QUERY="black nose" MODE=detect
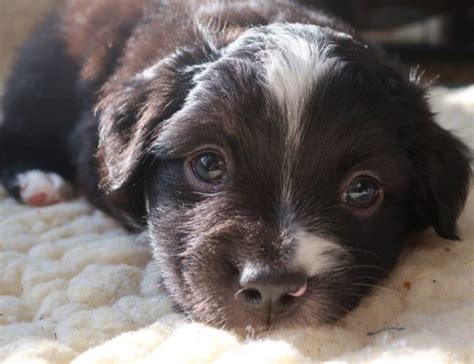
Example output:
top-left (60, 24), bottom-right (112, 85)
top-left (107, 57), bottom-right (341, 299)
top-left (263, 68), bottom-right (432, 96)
top-left (235, 264), bottom-right (308, 316)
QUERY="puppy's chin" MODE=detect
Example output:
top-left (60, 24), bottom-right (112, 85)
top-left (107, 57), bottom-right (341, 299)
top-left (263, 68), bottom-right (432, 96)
top-left (182, 282), bottom-right (358, 333)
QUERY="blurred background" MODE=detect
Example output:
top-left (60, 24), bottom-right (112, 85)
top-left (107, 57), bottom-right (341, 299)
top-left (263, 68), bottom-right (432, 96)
top-left (310, 0), bottom-right (474, 85)
top-left (0, 0), bottom-right (473, 85)
top-left (0, 0), bottom-right (61, 84)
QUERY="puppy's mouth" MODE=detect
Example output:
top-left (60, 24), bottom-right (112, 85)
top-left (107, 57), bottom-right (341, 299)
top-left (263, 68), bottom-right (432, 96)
top-left (287, 282), bottom-right (308, 297)
top-left (234, 280), bottom-right (309, 326)
top-left (171, 249), bottom-right (361, 332)
top-left (232, 279), bottom-right (345, 332)
top-left (228, 284), bottom-right (342, 334)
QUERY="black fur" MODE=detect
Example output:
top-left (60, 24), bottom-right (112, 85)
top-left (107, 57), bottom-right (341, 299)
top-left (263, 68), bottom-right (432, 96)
top-left (0, 0), bottom-right (471, 331)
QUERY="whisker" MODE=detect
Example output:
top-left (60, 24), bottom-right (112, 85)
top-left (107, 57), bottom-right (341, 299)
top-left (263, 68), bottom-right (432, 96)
top-left (349, 264), bottom-right (390, 274)
top-left (351, 283), bottom-right (401, 297)
top-left (343, 246), bottom-right (380, 258)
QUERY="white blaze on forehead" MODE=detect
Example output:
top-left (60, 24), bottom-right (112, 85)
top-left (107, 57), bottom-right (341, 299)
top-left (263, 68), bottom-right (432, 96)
top-left (293, 230), bottom-right (348, 277)
top-left (260, 25), bottom-right (352, 103)
top-left (260, 25), bottom-right (340, 127)
top-left (264, 35), bottom-right (322, 124)
top-left (257, 25), bottom-right (339, 208)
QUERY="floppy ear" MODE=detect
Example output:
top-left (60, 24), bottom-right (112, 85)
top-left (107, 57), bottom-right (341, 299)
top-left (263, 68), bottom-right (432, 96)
top-left (97, 79), bottom-right (155, 193)
top-left (95, 35), bottom-right (220, 224)
top-left (383, 64), bottom-right (472, 240)
top-left (410, 118), bottom-right (471, 240)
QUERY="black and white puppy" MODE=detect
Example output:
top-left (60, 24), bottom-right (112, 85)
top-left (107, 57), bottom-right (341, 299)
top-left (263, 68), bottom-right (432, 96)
top-left (0, 0), bottom-right (471, 331)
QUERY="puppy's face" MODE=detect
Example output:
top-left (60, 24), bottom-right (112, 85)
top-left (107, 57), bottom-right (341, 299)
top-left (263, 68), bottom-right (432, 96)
top-left (98, 24), bottom-right (471, 330)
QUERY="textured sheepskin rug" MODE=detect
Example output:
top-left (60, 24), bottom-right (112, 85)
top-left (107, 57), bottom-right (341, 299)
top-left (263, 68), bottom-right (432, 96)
top-left (0, 86), bottom-right (473, 363)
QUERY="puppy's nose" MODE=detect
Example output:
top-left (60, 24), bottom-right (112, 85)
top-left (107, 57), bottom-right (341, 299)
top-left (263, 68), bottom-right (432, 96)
top-left (235, 265), bottom-right (308, 316)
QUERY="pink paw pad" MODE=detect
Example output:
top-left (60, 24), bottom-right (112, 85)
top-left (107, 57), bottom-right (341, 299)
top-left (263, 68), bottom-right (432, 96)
top-left (17, 170), bottom-right (73, 206)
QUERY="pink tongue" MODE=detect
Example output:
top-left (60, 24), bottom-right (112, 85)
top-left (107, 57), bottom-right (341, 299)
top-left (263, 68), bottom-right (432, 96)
top-left (287, 282), bottom-right (307, 297)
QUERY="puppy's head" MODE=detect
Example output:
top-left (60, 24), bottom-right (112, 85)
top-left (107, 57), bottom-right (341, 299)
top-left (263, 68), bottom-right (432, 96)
top-left (97, 23), bottom-right (471, 330)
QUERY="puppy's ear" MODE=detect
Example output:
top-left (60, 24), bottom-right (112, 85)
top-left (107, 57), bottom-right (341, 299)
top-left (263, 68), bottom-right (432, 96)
top-left (383, 64), bottom-right (471, 240)
top-left (97, 80), bottom-right (154, 193)
top-left (95, 35), bottom-right (220, 222)
top-left (410, 118), bottom-right (471, 240)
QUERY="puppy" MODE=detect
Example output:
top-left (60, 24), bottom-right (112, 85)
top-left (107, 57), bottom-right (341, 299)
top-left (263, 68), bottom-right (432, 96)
top-left (0, 0), bottom-right (471, 331)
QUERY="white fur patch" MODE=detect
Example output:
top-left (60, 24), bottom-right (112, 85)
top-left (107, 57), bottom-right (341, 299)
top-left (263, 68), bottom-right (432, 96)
top-left (257, 25), bottom-right (339, 207)
top-left (17, 170), bottom-right (73, 206)
top-left (292, 230), bottom-right (347, 277)
top-left (135, 64), bottom-right (160, 81)
top-left (262, 25), bottom-right (341, 125)
top-left (264, 36), bottom-right (321, 125)
top-left (266, 37), bottom-right (319, 207)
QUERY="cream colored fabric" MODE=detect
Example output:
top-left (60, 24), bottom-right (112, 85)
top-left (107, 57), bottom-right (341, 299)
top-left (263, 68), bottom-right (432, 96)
top-left (0, 86), bottom-right (473, 363)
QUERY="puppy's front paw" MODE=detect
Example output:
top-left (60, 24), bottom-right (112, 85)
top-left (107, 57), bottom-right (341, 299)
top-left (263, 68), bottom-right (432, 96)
top-left (17, 170), bottom-right (73, 206)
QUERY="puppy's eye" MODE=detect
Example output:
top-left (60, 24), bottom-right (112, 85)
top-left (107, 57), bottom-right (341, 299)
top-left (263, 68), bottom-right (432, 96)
top-left (343, 176), bottom-right (381, 208)
top-left (192, 152), bottom-right (226, 183)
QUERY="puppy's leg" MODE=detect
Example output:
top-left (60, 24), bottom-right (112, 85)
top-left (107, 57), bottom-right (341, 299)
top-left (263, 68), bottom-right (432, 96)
top-left (0, 15), bottom-right (81, 206)
top-left (1, 167), bottom-right (73, 206)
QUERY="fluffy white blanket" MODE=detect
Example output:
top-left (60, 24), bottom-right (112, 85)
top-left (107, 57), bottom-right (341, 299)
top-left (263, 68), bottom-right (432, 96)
top-left (0, 86), bottom-right (473, 363)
